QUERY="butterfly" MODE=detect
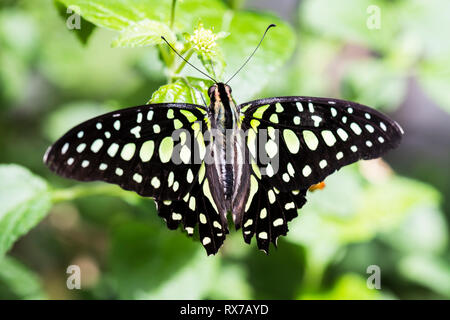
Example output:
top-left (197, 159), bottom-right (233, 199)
top-left (43, 25), bottom-right (403, 255)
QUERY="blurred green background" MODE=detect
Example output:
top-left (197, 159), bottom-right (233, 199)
top-left (0, 0), bottom-right (449, 300)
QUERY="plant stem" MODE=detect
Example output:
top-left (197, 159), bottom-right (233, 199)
top-left (174, 48), bottom-right (194, 75)
top-left (300, 243), bottom-right (338, 295)
top-left (51, 184), bottom-right (127, 203)
top-left (170, 0), bottom-right (177, 30)
top-left (158, 44), bottom-right (172, 66)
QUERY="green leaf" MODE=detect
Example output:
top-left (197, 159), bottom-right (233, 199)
top-left (0, 49), bottom-right (28, 104)
top-left (300, 0), bottom-right (400, 53)
top-left (206, 263), bottom-right (252, 299)
top-left (150, 77), bottom-right (213, 105)
top-left (399, 0), bottom-right (450, 59)
top-left (0, 8), bottom-right (38, 104)
top-left (300, 274), bottom-right (381, 300)
top-left (55, 0), bottom-right (160, 31)
top-left (267, 35), bottom-right (341, 98)
top-left (288, 167), bottom-right (440, 247)
top-left (39, 27), bottom-right (143, 97)
top-left (53, 0), bottom-right (96, 45)
top-left (0, 165), bottom-right (52, 259)
top-left (244, 240), bottom-right (305, 299)
top-left (417, 56), bottom-right (450, 113)
top-left (0, 8), bottom-right (38, 60)
top-left (43, 101), bottom-right (113, 142)
top-left (136, 250), bottom-right (219, 299)
top-left (383, 205), bottom-right (448, 255)
top-left (341, 59), bottom-right (407, 111)
top-left (399, 255), bottom-right (450, 298)
top-left (221, 12), bottom-right (296, 101)
top-left (54, 1), bottom-right (295, 101)
top-left (108, 221), bottom-right (218, 299)
top-left (0, 256), bottom-right (47, 299)
top-left (56, 0), bottom-right (226, 32)
top-left (112, 19), bottom-right (176, 48)
top-left (175, 0), bottom-right (227, 32)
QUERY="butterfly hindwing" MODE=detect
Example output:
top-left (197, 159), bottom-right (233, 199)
top-left (240, 166), bottom-right (307, 252)
top-left (156, 162), bottom-right (228, 255)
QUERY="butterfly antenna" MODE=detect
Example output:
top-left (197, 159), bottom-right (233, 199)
top-left (161, 36), bottom-right (217, 83)
top-left (225, 24), bottom-right (276, 84)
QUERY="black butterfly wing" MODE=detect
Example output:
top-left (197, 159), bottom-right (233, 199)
top-left (44, 102), bottom-right (228, 255)
top-left (44, 103), bottom-right (207, 200)
top-left (239, 96), bottom-right (403, 252)
top-left (155, 161), bottom-right (228, 255)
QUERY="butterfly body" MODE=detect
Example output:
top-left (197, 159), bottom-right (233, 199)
top-left (206, 83), bottom-right (250, 230)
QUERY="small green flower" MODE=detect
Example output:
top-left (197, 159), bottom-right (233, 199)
top-left (188, 24), bottom-right (220, 54)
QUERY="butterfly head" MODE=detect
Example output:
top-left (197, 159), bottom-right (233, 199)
top-left (207, 83), bottom-right (233, 104)
top-left (207, 83), bottom-right (238, 128)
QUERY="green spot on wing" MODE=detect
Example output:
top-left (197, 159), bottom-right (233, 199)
top-left (180, 110), bottom-right (198, 122)
top-left (159, 137), bottom-right (174, 163)
top-left (240, 104), bottom-right (252, 113)
top-left (140, 141), bottom-right (155, 162)
top-left (251, 104), bottom-right (270, 119)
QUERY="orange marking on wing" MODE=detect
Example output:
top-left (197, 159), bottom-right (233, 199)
top-left (308, 181), bottom-right (326, 192)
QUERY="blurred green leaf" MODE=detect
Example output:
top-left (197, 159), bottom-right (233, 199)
top-left (289, 167), bottom-right (440, 247)
top-left (300, 0), bottom-right (400, 53)
top-left (0, 50), bottom-right (28, 104)
top-left (0, 256), bottom-right (47, 299)
top-left (54, 1), bottom-right (295, 101)
top-left (108, 221), bottom-right (217, 299)
top-left (399, 255), bottom-right (450, 298)
top-left (0, 8), bottom-right (39, 60)
top-left (300, 273), bottom-right (380, 300)
top-left (43, 101), bottom-right (113, 141)
top-left (207, 263), bottom-right (252, 299)
top-left (384, 206), bottom-right (448, 255)
top-left (53, 0), bottom-right (97, 45)
top-left (417, 56), bottom-right (450, 113)
top-left (245, 240), bottom-right (305, 299)
top-left (399, 0), bottom-right (450, 59)
top-left (112, 19), bottom-right (176, 48)
top-left (56, 0), bottom-right (226, 33)
top-left (150, 77), bottom-right (213, 105)
top-left (301, 0), bottom-right (450, 114)
top-left (0, 164), bottom-right (51, 259)
top-left (38, 28), bottom-right (143, 97)
top-left (341, 59), bottom-right (407, 111)
top-left (354, 176), bottom-right (439, 240)
top-left (136, 250), bottom-right (219, 299)
top-left (56, 0), bottom-right (161, 31)
top-left (269, 35), bottom-right (341, 97)
top-left (221, 12), bottom-right (296, 101)
top-left (0, 9), bottom-right (38, 104)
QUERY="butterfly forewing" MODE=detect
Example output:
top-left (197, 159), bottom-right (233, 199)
top-left (44, 103), bottom-right (207, 200)
top-left (239, 96), bottom-right (403, 248)
top-left (242, 97), bottom-right (403, 190)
